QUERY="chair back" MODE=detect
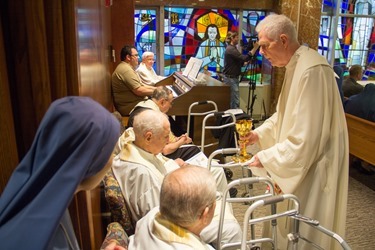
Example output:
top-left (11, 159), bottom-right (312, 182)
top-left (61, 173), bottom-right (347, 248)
top-left (102, 169), bottom-right (135, 236)
top-left (100, 222), bottom-right (129, 250)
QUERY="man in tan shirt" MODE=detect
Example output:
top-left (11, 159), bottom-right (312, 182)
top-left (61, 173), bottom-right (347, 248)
top-left (111, 45), bottom-right (156, 116)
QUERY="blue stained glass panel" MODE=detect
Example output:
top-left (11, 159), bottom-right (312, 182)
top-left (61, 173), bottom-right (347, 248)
top-left (319, 0), bottom-right (375, 79)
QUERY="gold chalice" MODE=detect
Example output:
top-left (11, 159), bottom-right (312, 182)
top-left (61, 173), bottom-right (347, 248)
top-left (233, 119), bottom-right (253, 163)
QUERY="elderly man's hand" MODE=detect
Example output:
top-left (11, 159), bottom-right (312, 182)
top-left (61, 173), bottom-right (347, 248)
top-left (174, 158), bottom-right (187, 167)
top-left (240, 131), bottom-right (259, 146)
top-left (177, 134), bottom-right (193, 145)
top-left (248, 154), bottom-right (263, 168)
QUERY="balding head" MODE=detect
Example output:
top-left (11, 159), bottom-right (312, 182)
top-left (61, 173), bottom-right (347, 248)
top-left (133, 109), bottom-right (170, 155)
top-left (160, 165), bottom-right (217, 233)
top-left (151, 86), bottom-right (174, 113)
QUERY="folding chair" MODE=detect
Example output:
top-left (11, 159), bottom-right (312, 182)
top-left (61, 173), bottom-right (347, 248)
top-left (102, 169), bottom-right (135, 236)
top-left (100, 222), bottom-right (129, 250)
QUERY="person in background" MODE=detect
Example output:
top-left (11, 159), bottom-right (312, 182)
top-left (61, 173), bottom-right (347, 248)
top-left (136, 51), bottom-right (165, 86)
top-left (112, 109), bottom-right (242, 249)
top-left (128, 165), bottom-right (217, 249)
top-left (0, 96), bottom-right (120, 249)
top-left (344, 83), bottom-right (375, 122)
top-left (223, 30), bottom-right (259, 109)
top-left (342, 64), bottom-right (364, 98)
top-left (243, 14), bottom-right (348, 250)
top-left (112, 45), bottom-right (156, 116)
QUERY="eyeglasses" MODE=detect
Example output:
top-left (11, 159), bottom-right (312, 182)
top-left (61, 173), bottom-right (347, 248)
top-left (165, 98), bottom-right (174, 105)
top-left (131, 54), bottom-right (139, 57)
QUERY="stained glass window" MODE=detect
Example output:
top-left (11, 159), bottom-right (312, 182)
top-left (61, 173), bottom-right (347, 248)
top-left (134, 7), bottom-right (266, 81)
top-left (319, 0), bottom-right (375, 79)
top-left (134, 9), bottom-right (158, 70)
top-left (241, 11), bottom-right (265, 82)
top-left (163, 8), bottom-right (239, 77)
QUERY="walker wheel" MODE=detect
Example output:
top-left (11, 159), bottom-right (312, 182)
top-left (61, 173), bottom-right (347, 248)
top-left (224, 168), bottom-right (233, 179)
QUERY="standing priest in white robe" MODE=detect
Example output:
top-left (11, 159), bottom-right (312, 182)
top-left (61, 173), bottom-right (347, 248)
top-left (243, 14), bottom-right (349, 250)
top-left (112, 109), bottom-right (242, 249)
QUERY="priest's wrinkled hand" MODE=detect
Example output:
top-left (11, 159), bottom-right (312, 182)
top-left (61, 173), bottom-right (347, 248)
top-left (240, 131), bottom-right (259, 145)
top-left (248, 154), bottom-right (263, 168)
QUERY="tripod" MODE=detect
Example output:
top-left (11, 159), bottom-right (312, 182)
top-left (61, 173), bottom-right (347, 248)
top-left (240, 56), bottom-right (259, 118)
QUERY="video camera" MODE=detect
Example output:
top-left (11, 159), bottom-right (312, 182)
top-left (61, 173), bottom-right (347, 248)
top-left (242, 35), bottom-right (258, 52)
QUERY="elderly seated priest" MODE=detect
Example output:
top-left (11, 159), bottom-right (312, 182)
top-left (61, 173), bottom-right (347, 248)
top-left (136, 51), bottom-right (166, 86)
top-left (127, 86), bottom-right (199, 161)
top-left (111, 109), bottom-right (242, 248)
top-left (127, 165), bottom-right (218, 249)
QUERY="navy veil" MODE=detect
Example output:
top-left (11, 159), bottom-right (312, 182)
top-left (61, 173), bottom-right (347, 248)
top-left (0, 96), bottom-right (120, 249)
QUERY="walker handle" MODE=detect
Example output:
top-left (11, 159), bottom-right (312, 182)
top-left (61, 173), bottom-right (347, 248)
top-left (197, 100), bottom-right (209, 105)
top-left (263, 195), bottom-right (285, 205)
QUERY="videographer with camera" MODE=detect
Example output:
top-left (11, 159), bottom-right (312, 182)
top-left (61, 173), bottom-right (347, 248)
top-left (223, 31), bottom-right (259, 109)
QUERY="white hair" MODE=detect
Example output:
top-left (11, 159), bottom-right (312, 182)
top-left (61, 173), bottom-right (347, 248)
top-left (133, 109), bottom-right (168, 137)
top-left (142, 51), bottom-right (155, 60)
top-left (256, 14), bottom-right (297, 42)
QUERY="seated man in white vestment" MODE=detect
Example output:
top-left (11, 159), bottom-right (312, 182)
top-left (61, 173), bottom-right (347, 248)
top-left (111, 109), bottom-right (242, 248)
top-left (127, 165), bottom-right (217, 249)
top-left (127, 86), bottom-right (200, 161)
top-left (136, 51), bottom-right (165, 86)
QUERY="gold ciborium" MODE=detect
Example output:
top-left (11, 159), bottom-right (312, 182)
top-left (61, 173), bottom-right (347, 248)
top-left (232, 119), bottom-right (253, 163)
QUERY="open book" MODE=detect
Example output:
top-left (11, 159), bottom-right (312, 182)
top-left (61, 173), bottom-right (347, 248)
top-left (185, 151), bottom-right (208, 168)
top-left (182, 57), bottom-right (203, 80)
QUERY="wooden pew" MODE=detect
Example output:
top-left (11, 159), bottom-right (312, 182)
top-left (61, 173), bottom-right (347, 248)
top-left (345, 113), bottom-right (375, 166)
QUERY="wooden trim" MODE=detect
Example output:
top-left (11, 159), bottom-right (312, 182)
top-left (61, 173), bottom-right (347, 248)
top-left (45, 0), bottom-right (69, 99)
top-left (110, 0), bottom-right (135, 71)
top-left (0, 11), bottom-right (19, 193)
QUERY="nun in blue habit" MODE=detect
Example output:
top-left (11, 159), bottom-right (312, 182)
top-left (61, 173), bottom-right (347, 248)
top-left (0, 96), bottom-right (120, 249)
